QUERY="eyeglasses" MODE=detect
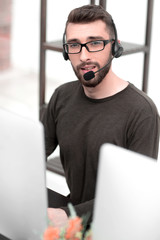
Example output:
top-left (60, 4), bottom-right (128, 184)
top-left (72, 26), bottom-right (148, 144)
top-left (63, 39), bottom-right (113, 54)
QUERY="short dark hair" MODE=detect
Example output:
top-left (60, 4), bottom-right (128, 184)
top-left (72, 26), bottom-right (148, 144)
top-left (65, 5), bottom-right (114, 38)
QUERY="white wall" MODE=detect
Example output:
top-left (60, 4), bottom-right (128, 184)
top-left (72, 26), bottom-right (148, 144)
top-left (11, 0), bottom-right (160, 111)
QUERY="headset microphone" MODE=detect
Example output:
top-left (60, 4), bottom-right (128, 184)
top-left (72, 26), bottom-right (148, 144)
top-left (83, 56), bottom-right (114, 81)
top-left (83, 71), bottom-right (95, 81)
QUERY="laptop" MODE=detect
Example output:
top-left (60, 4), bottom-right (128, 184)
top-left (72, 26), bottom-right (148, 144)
top-left (92, 143), bottom-right (160, 240)
top-left (0, 108), bottom-right (48, 240)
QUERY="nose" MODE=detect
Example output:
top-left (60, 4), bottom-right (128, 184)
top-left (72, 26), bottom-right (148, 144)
top-left (79, 46), bottom-right (91, 62)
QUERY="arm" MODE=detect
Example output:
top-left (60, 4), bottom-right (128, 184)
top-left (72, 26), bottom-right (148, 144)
top-left (127, 114), bottom-right (159, 159)
top-left (41, 95), bottom-right (58, 157)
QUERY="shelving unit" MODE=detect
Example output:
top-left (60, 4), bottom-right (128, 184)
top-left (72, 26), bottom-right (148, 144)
top-left (39, 0), bottom-right (154, 175)
top-left (39, 0), bottom-right (154, 119)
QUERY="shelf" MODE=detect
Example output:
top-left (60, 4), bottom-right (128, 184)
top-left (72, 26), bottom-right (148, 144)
top-left (121, 42), bottom-right (149, 55)
top-left (43, 40), bottom-right (149, 55)
top-left (47, 156), bottom-right (65, 176)
top-left (43, 40), bottom-right (63, 52)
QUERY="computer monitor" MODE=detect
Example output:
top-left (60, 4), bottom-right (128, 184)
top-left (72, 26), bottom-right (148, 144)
top-left (0, 108), bottom-right (48, 240)
top-left (93, 143), bottom-right (160, 240)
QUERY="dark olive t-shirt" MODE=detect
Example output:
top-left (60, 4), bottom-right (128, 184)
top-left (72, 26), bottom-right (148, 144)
top-left (42, 81), bottom-right (159, 221)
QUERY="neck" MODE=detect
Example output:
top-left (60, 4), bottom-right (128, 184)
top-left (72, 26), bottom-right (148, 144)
top-left (83, 69), bottom-right (128, 99)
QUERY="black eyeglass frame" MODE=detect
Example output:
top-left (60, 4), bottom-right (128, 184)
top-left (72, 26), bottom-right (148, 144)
top-left (63, 39), bottom-right (114, 54)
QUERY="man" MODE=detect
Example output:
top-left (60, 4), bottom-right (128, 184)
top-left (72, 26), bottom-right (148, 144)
top-left (42, 5), bottom-right (159, 226)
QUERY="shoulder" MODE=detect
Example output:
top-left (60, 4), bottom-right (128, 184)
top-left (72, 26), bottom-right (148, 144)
top-left (49, 80), bottom-right (80, 100)
top-left (48, 80), bottom-right (82, 108)
top-left (55, 80), bottom-right (80, 94)
top-left (126, 83), bottom-right (158, 116)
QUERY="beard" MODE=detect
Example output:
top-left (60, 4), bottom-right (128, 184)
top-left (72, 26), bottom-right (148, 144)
top-left (72, 55), bottom-right (112, 88)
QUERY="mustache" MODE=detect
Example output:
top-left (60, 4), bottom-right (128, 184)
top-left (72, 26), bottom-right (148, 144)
top-left (77, 62), bottom-right (100, 71)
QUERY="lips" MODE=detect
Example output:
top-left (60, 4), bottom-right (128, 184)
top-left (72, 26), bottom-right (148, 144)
top-left (81, 65), bottom-right (96, 74)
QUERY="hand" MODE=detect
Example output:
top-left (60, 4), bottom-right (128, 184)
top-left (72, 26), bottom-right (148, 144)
top-left (47, 208), bottom-right (68, 227)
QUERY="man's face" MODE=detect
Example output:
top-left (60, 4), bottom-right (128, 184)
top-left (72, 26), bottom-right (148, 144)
top-left (66, 20), bottom-right (112, 87)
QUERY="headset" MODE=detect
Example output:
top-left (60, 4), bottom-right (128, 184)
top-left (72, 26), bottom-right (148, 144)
top-left (111, 18), bottom-right (123, 58)
top-left (62, 16), bottom-right (123, 61)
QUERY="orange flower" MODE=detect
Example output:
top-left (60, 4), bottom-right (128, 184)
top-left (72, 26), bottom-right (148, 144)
top-left (43, 226), bottom-right (60, 240)
top-left (65, 217), bottom-right (83, 239)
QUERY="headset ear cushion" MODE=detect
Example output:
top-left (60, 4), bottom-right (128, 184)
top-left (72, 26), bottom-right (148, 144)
top-left (63, 50), bottom-right (69, 61)
top-left (112, 42), bottom-right (123, 58)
